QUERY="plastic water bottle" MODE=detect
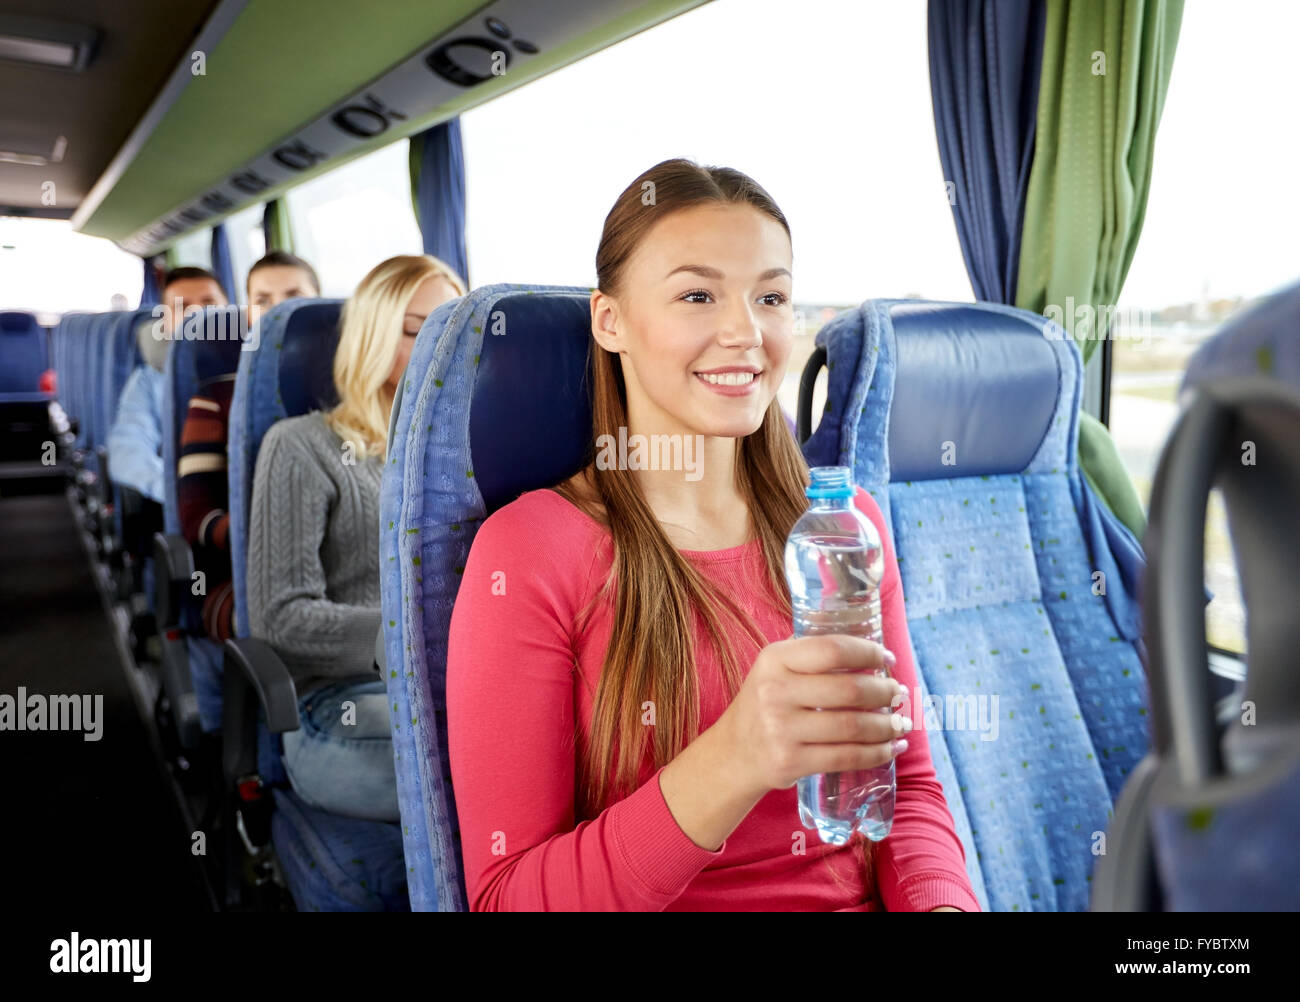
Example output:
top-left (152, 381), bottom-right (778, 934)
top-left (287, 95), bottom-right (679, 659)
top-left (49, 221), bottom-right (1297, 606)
top-left (784, 466), bottom-right (895, 844)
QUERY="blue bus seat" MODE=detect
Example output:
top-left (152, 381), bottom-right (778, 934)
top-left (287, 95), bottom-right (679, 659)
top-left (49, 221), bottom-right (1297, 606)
top-left (83, 312), bottom-right (117, 479)
top-left (0, 310), bottom-right (52, 403)
top-left (154, 307), bottom-right (246, 744)
top-left (0, 310), bottom-right (55, 465)
top-left (381, 283), bottom-right (619, 911)
top-left (93, 310), bottom-right (152, 561)
top-left (101, 310), bottom-right (149, 542)
top-left (801, 299), bottom-right (1150, 912)
top-left (1096, 280), bottom-right (1300, 911)
top-left (66, 313), bottom-right (92, 456)
top-left (49, 314), bottom-right (84, 476)
top-left (51, 314), bottom-right (74, 443)
top-left (227, 298), bottom-right (407, 912)
top-left (63, 313), bottom-right (103, 511)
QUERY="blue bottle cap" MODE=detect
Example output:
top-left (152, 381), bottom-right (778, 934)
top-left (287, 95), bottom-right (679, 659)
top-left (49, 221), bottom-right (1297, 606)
top-left (806, 466), bottom-right (856, 499)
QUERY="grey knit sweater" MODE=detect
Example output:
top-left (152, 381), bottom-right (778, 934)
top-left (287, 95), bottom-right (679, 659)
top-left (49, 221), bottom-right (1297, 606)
top-left (247, 411), bottom-right (384, 696)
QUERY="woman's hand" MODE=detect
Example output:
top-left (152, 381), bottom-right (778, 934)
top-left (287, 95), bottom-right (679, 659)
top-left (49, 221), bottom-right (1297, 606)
top-left (713, 634), bottom-right (912, 802)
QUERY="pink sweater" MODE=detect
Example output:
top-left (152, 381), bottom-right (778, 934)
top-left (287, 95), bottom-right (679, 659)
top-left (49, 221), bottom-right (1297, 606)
top-left (446, 487), bottom-right (980, 912)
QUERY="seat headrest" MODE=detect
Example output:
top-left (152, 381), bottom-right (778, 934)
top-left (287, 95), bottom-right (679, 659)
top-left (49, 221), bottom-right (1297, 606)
top-left (468, 291), bottom-right (593, 512)
top-left (233, 297), bottom-right (343, 463)
top-left (277, 300), bottom-right (345, 416)
top-left (159, 307), bottom-right (243, 532)
top-left (162, 306), bottom-right (247, 384)
top-left (182, 305), bottom-right (250, 384)
top-left (0, 310), bottom-right (41, 335)
top-left (805, 299), bottom-right (1078, 484)
top-left (1183, 279), bottom-right (1300, 393)
top-left (0, 310), bottom-right (48, 397)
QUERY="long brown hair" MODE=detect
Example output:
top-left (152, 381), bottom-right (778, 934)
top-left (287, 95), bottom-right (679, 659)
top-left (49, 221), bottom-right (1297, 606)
top-left (557, 159), bottom-right (875, 893)
top-left (559, 158), bottom-right (808, 803)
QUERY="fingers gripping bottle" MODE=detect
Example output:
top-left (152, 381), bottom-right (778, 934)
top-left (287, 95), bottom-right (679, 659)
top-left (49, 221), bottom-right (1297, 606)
top-left (784, 466), bottom-right (895, 844)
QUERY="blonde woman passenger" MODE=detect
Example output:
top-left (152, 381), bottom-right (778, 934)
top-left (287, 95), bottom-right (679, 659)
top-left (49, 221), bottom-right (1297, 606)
top-left (247, 254), bottom-right (464, 821)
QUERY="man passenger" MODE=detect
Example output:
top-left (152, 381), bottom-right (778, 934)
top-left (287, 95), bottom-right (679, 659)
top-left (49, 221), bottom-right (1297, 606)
top-left (177, 252), bottom-right (320, 641)
top-left (107, 266), bottom-right (228, 504)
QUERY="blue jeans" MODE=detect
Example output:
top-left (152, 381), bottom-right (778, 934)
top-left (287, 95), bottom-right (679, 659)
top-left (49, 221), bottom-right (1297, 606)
top-left (281, 677), bottom-right (400, 822)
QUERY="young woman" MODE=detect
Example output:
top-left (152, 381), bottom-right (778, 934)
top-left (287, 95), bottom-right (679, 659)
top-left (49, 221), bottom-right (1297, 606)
top-left (248, 253), bottom-right (464, 821)
top-left (447, 159), bottom-right (978, 910)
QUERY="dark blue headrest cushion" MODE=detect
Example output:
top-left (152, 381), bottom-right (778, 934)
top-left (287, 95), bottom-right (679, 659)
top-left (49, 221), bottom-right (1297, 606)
top-left (186, 306), bottom-right (249, 384)
top-left (887, 302), bottom-right (1059, 481)
top-left (469, 292), bottom-right (593, 512)
top-left (0, 311), bottom-right (40, 334)
top-left (0, 311), bottom-right (47, 394)
top-left (279, 301), bottom-right (343, 416)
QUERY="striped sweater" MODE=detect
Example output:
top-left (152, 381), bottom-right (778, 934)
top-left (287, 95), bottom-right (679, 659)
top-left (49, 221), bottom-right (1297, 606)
top-left (177, 376), bottom-right (236, 642)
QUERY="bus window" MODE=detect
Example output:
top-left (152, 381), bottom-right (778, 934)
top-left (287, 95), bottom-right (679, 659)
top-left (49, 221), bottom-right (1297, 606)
top-left (284, 141), bottom-right (423, 297)
top-left (168, 227), bottom-right (213, 273)
top-left (0, 217), bottom-right (141, 318)
top-left (459, 0), bottom-right (971, 430)
top-left (1109, 3), bottom-right (1299, 655)
top-left (222, 203), bottom-right (267, 306)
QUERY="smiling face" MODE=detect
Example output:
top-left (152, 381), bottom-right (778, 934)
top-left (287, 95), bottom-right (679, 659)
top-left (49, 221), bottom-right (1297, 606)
top-left (591, 202), bottom-right (794, 440)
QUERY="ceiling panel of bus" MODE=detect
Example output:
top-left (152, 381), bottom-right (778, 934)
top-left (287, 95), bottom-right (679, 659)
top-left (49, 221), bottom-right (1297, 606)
top-left (61, 0), bottom-right (709, 253)
top-left (0, 0), bottom-right (218, 219)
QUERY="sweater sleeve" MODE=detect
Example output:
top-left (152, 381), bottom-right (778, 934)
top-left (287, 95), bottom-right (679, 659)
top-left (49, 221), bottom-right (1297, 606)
top-left (106, 366), bottom-right (165, 504)
top-left (247, 421), bottom-right (381, 682)
top-left (447, 497), bottom-right (724, 911)
top-left (854, 488), bottom-right (982, 912)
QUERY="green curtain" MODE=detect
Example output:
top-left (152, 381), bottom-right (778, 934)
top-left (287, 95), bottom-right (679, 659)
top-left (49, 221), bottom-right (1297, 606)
top-left (163, 246), bottom-right (179, 270)
top-left (263, 197), bottom-right (296, 253)
top-left (1078, 410), bottom-right (1149, 532)
top-left (1016, 0), bottom-right (1184, 537)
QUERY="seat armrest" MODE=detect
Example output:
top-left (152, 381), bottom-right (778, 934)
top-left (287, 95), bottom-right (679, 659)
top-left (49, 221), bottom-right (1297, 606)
top-left (1091, 754), bottom-right (1163, 912)
top-left (151, 532), bottom-right (194, 629)
top-left (222, 637), bottom-right (300, 791)
top-left (223, 637), bottom-right (299, 733)
top-left (118, 483), bottom-right (142, 518)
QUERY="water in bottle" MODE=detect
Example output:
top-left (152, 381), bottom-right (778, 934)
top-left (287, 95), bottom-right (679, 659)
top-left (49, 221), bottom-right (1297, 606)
top-left (784, 466), bottom-right (895, 844)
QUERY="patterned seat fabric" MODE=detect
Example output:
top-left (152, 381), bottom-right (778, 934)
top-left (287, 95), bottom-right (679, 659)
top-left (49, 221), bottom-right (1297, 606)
top-left (803, 299), bottom-right (1150, 911)
top-left (381, 284), bottom-right (593, 911)
top-left (228, 298), bottom-right (407, 911)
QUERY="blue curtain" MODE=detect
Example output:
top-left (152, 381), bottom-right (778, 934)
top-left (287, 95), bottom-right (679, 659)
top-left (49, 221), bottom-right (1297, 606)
top-left (210, 223), bottom-right (237, 304)
top-left (928, 0), bottom-right (1046, 303)
top-left (409, 118), bottom-right (469, 287)
top-left (140, 256), bottom-right (162, 309)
